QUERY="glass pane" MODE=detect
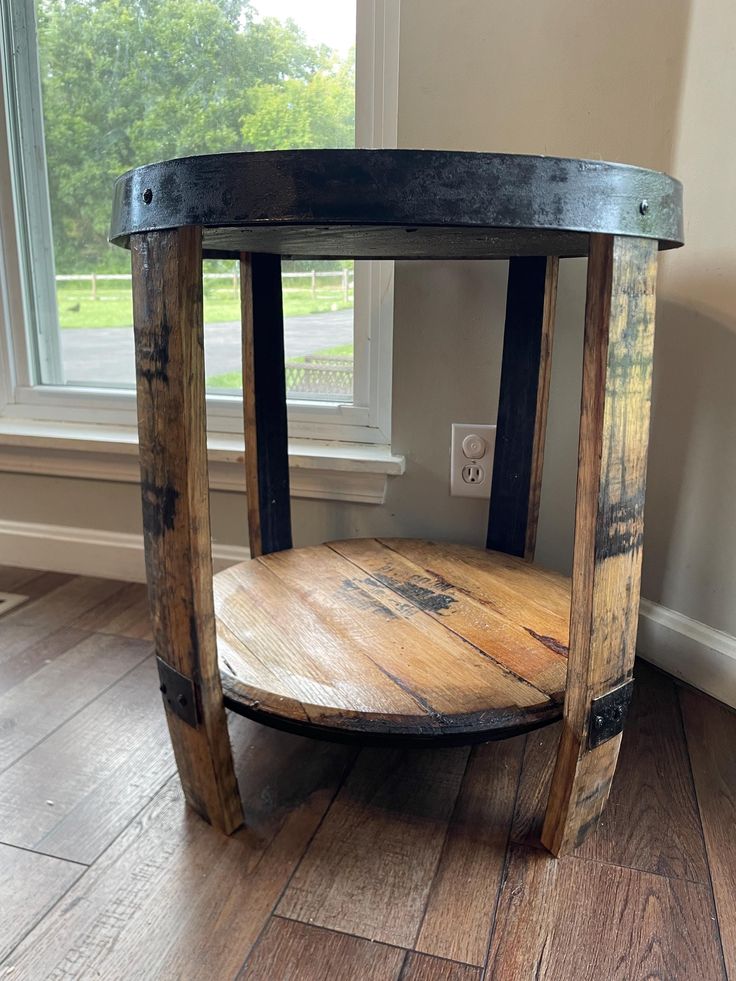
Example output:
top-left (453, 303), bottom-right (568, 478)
top-left (37, 0), bottom-right (356, 400)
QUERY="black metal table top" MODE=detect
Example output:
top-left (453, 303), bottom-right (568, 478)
top-left (110, 149), bottom-right (683, 260)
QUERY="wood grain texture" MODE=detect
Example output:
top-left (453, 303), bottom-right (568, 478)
top-left (240, 251), bottom-right (292, 557)
top-left (681, 686), bottom-right (736, 977)
top-left (402, 952), bottom-right (482, 981)
top-left (72, 582), bottom-right (152, 639)
top-left (0, 626), bottom-right (90, 692)
top-left (487, 255), bottom-right (558, 560)
top-left (239, 918), bottom-right (405, 980)
top-left (132, 226), bottom-right (242, 833)
top-left (214, 539), bottom-right (571, 742)
top-left (542, 234), bottom-right (658, 855)
top-left (0, 716), bottom-right (353, 980)
top-left (514, 662), bottom-right (710, 882)
top-left (0, 632), bottom-right (151, 772)
top-left (0, 568), bottom-right (71, 600)
top-left (487, 846), bottom-right (725, 981)
top-left (415, 738), bottom-right (524, 966)
top-left (0, 843), bottom-right (82, 963)
top-left (277, 746), bottom-right (468, 946)
top-left (0, 656), bottom-right (174, 865)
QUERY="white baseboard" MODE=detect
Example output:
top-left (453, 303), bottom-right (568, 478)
top-left (0, 518), bottom-right (248, 583)
top-left (1, 517), bottom-right (734, 710)
top-left (637, 598), bottom-right (736, 710)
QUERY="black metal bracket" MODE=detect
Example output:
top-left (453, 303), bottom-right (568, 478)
top-left (588, 679), bottom-right (634, 749)
top-left (156, 656), bottom-right (199, 728)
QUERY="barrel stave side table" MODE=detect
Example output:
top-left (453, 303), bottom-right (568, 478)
top-left (111, 150), bottom-right (683, 856)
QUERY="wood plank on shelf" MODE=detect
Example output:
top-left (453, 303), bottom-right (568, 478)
top-left (330, 538), bottom-right (568, 696)
top-left (277, 745), bottom-right (468, 947)
top-left (238, 918), bottom-right (405, 981)
top-left (486, 846), bottom-right (725, 980)
top-left (0, 843), bottom-right (83, 964)
top-left (215, 539), bottom-right (568, 741)
top-left (415, 738), bottom-right (524, 966)
top-left (0, 716), bottom-right (354, 980)
top-left (680, 685), bottom-right (736, 978)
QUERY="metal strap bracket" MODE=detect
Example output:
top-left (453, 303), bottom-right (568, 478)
top-left (588, 679), bottom-right (634, 749)
top-left (156, 656), bottom-right (199, 728)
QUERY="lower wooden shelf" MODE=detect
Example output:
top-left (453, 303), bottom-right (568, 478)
top-left (213, 538), bottom-right (571, 745)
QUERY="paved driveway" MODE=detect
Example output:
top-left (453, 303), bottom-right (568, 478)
top-left (60, 310), bottom-right (353, 386)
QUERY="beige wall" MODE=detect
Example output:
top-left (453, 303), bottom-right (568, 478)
top-left (2, 0), bottom-right (734, 639)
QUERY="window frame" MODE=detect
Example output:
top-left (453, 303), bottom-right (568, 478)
top-left (0, 0), bottom-right (400, 449)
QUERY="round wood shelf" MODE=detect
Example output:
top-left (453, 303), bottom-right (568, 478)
top-left (213, 538), bottom-right (571, 745)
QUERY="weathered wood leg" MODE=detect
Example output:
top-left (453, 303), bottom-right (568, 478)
top-left (487, 255), bottom-right (558, 559)
top-left (132, 227), bottom-right (243, 833)
top-left (240, 252), bottom-right (292, 557)
top-left (541, 234), bottom-right (658, 856)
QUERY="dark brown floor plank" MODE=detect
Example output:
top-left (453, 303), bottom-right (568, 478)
top-left (72, 582), bottom-right (152, 639)
top-left (278, 746), bottom-right (469, 947)
top-left (2, 575), bottom-right (126, 631)
top-left (0, 656), bottom-right (173, 864)
top-left (487, 845), bottom-right (725, 980)
top-left (509, 723), bottom-right (560, 847)
top-left (239, 918), bottom-right (405, 980)
top-left (511, 661), bottom-right (709, 881)
top-left (0, 843), bottom-right (83, 963)
top-left (402, 952), bottom-right (481, 981)
top-left (0, 632), bottom-right (152, 772)
top-left (0, 569), bottom-right (71, 601)
top-left (0, 718), bottom-right (354, 980)
top-left (0, 626), bottom-right (91, 692)
top-left (0, 576), bottom-right (129, 677)
top-left (415, 738), bottom-right (523, 966)
top-left (680, 686), bottom-right (736, 978)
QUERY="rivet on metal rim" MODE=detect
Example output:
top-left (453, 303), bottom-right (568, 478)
top-left (143, 188), bottom-right (153, 204)
top-left (639, 199), bottom-right (649, 215)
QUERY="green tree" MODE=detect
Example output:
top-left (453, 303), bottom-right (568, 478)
top-left (36, 0), bottom-right (355, 272)
top-left (241, 50), bottom-right (355, 150)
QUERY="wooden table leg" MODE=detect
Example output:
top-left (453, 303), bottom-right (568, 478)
top-left (131, 226), bottom-right (243, 834)
top-left (542, 234), bottom-right (658, 856)
top-left (487, 255), bottom-right (558, 560)
top-left (240, 252), bottom-right (292, 558)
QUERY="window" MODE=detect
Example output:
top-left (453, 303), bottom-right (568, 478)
top-left (0, 0), bottom-right (399, 456)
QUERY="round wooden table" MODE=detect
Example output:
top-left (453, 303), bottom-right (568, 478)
top-left (111, 149), bottom-right (683, 855)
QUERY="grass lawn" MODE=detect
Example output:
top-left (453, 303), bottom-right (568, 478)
top-left (207, 344), bottom-right (354, 390)
top-left (56, 280), bottom-right (353, 330)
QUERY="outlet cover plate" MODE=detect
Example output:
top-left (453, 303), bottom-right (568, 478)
top-left (450, 423), bottom-right (496, 498)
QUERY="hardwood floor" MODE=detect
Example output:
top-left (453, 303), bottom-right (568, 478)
top-left (0, 567), bottom-right (733, 980)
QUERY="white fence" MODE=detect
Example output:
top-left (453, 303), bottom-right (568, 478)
top-left (56, 269), bottom-right (354, 301)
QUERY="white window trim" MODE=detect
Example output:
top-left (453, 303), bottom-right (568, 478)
top-left (0, 0), bottom-right (404, 501)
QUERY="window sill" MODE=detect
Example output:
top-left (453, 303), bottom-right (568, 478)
top-left (0, 419), bottom-right (405, 505)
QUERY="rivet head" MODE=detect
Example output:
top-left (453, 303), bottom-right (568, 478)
top-left (594, 715), bottom-right (605, 728)
top-left (639, 199), bottom-right (649, 215)
top-left (177, 694), bottom-right (188, 707)
top-left (159, 683), bottom-right (167, 695)
top-left (143, 188), bottom-right (153, 205)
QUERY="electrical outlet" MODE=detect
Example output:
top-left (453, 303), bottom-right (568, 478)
top-left (450, 423), bottom-right (496, 498)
